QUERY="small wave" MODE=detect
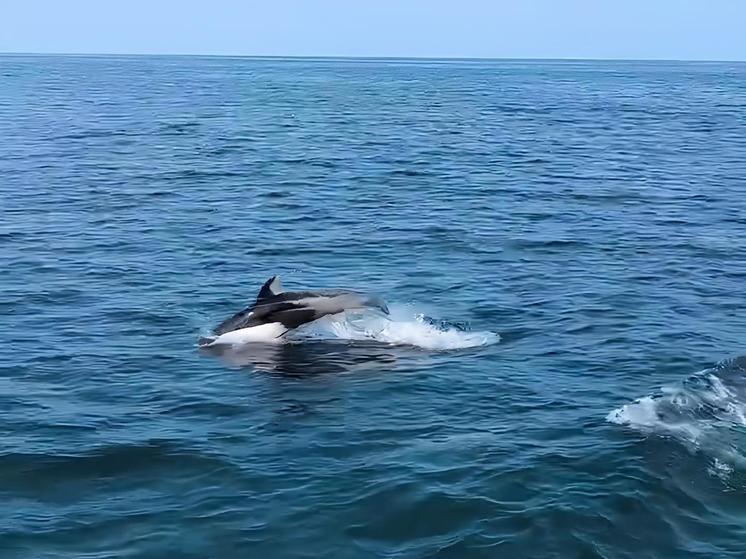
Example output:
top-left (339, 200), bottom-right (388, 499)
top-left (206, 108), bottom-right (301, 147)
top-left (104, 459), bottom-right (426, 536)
top-left (607, 357), bottom-right (746, 477)
top-left (291, 303), bottom-right (499, 350)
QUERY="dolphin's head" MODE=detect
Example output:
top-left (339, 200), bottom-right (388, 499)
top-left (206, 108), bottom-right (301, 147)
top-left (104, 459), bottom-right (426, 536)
top-left (362, 294), bottom-right (389, 315)
top-left (309, 291), bottom-right (390, 316)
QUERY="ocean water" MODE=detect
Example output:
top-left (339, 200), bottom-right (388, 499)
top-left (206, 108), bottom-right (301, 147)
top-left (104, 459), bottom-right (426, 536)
top-left (1, 55), bottom-right (746, 558)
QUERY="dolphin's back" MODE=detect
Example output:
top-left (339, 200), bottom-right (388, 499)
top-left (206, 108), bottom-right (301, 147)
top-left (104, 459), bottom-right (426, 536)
top-left (251, 290), bottom-right (363, 329)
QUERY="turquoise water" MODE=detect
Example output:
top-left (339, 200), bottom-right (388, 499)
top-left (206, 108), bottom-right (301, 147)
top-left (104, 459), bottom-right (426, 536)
top-left (2, 55), bottom-right (746, 558)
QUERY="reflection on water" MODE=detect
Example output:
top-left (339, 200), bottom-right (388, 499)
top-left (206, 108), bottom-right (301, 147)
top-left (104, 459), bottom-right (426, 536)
top-left (200, 340), bottom-right (406, 376)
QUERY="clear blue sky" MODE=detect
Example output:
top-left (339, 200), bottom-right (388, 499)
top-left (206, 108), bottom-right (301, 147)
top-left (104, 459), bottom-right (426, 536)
top-left (2, 0), bottom-right (745, 61)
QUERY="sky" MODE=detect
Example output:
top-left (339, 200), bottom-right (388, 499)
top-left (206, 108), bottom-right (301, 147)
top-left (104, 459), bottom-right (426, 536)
top-left (2, 0), bottom-right (745, 61)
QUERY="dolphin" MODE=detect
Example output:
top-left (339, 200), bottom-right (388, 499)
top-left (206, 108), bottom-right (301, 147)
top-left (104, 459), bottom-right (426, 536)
top-left (199, 275), bottom-right (389, 346)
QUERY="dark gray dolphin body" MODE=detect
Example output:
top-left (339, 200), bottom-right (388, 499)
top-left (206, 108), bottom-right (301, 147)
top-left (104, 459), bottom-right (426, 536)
top-left (205, 276), bottom-right (389, 342)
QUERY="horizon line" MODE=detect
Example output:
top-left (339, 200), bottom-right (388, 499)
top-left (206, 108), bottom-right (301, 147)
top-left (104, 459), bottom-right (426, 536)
top-left (2, 50), bottom-right (745, 64)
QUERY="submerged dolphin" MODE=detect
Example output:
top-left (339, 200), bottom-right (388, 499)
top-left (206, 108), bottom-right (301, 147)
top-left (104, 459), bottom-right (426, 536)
top-left (200, 276), bottom-right (389, 346)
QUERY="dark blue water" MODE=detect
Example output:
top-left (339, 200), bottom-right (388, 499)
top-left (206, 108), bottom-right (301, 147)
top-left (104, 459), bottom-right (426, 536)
top-left (2, 55), bottom-right (746, 558)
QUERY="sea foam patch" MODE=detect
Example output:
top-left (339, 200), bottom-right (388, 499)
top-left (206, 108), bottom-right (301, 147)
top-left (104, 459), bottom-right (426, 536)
top-left (608, 358), bottom-right (746, 478)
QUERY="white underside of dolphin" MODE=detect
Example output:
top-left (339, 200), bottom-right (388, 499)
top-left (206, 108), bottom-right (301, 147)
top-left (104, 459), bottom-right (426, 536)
top-left (201, 320), bottom-right (289, 347)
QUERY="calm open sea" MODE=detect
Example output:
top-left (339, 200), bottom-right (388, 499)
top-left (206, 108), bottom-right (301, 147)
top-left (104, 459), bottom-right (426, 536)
top-left (1, 55), bottom-right (746, 558)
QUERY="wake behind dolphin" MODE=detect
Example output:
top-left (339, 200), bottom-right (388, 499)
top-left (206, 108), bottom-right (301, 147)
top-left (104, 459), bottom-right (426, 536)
top-left (199, 275), bottom-right (389, 346)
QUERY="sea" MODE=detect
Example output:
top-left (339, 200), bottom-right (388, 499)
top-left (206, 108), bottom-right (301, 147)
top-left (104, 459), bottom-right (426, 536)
top-left (1, 54), bottom-right (745, 558)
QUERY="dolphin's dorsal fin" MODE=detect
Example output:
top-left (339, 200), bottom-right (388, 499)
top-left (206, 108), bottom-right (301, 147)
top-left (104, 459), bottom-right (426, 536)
top-left (256, 275), bottom-right (283, 301)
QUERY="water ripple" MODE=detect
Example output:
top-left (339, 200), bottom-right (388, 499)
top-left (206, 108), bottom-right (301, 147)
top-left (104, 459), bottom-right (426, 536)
top-left (1, 55), bottom-right (746, 558)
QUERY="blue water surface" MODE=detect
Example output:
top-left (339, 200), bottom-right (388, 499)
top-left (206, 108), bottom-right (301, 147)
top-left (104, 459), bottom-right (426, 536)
top-left (1, 55), bottom-right (746, 558)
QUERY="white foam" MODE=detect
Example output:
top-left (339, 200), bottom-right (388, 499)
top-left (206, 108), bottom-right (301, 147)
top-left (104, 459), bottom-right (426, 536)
top-left (606, 395), bottom-right (704, 442)
top-left (292, 303), bottom-right (499, 350)
top-left (708, 458), bottom-right (734, 481)
top-left (607, 396), bottom-right (659, 427)
top-left (607, 363), bottom-right (746, 477)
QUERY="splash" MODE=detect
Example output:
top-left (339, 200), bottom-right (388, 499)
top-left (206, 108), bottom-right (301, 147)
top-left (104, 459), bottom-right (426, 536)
top-left (289, 303), bottom-right (499, 350)
top-left (607, 357), bottom-right (746, 477)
